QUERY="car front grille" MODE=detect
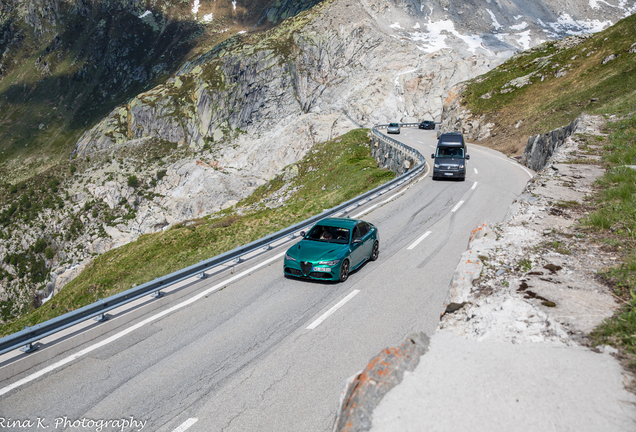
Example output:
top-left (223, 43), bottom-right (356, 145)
top-left (285, 267), bottom-right (302, 276)
top-left (309, 272), bottom-right (332, 279)
top-left (300, 261), bottom-right (312, 275)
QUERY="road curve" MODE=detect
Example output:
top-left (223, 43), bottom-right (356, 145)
top-left (0, 129), bottom-right (533, 432)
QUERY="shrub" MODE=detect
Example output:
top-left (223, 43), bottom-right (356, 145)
top-left (45, 248), bottom-right (55, 260)
top-left (32, 238), bottom-right (47, 254)
top-left (69, 164), bottom-right (77, 174)
top-left (127, 175), bottom-right (139, 188)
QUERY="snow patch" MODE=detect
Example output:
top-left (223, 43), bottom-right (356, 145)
top-left (203, 13), bottom-right (213, 22)
top-left (232, 1), bottom-right (237, 10)
top-left (543, 13), bottom-right (612, 37)
top-left (413, 22), bottom-right (420, 29)
top-left (192, 0), bottom-right (200, 14)
top-left (390, 22), bottom-right (403, 29)
top-left (516, 30), bottom-right (532, 50)
top-left (486, 9), bottom-right (502, 30)
top-left (138, 10), bottom-right (152, 18)
top-left (589, 0), bottom-right (620, 8)
top-left (410, 19), bottom-right (488, 54)
top-left (510, 21), bottom-right (528, 31)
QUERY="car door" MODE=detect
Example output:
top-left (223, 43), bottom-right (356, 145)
top-left (359, 222), bottom-right (373, 258)
top-left (350, 225), bottom-right (365, 268)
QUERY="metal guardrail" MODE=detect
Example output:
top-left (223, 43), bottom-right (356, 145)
top-left (0, 125), bottom-right (426, 356)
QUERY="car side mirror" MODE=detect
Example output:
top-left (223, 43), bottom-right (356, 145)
top-left (466, 155), bottom-right (470, 160)
top-left (299, 231), bottom-right (306, 237)
top-left (353, 238), bottom-right (362, 244)
top-left (431, 154), bottom-right (435, 159)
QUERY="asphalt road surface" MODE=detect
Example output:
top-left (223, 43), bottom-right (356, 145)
top-left (0, 128), bottom-right (533, 432)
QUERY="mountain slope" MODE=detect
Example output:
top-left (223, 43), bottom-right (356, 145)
top-left (440, 11), bottom-right (636, 154)
top-left (0, 0), bottom-right (323, 183)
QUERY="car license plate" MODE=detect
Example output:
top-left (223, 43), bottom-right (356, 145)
top-left (444, 172), bottom-right (453, 176)
top-left (313, 267), bottom-right (330, 272)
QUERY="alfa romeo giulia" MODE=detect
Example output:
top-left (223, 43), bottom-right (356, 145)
top-left (283, 218), bottom-right (379, 282)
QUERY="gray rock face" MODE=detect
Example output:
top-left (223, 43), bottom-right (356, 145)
top-left (520, 116), bottom-right (580, 171)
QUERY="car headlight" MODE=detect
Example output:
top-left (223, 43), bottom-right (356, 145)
top-left (285, 253), bottom-right (297, 262)
top-left (459, 164), bottom-right (465, 169)
top-left (318, 259), bottom-right (341, 266)
top-left (434, 164), bottom-right (440, 168)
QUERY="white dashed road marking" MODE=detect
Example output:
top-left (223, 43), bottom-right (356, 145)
top-left (407, 231), bottom-right (432, 250)
top-left (306, 290), bottom-right (361, 330)
top-left (451, 200), bottom-right (465, 213)
top-left (173, 419), bottom-right (198, 432)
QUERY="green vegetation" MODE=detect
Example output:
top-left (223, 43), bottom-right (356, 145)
top-left (0, 129), bottom-right (394, 336)
top-left (458, 13), bottom-right (636, 154)
top-left (584, 113), bottom-right (636, 298)
top-left (591, 291), bottom-right (636, 364)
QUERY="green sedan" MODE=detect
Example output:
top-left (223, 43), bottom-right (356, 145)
top-left (283, 217), bottom-right (380, 282)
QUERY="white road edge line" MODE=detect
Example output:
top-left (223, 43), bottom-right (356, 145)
top-left (381, 192), bottom-right (402, 204)
top-left (173, 418), bottom-right (198, 432)
top-left (352, 204), bottom-right (378, 219)
top-left (468, 146), bottom-right (533, 178)
top-left (474, 168), bottom-right (478, 174)
top-left (451, 200), bottom-right (465, 213)
top-left (0, 252), bottom-right (286, 397)
top-left (507, 159), bottom-right (533, 177)
top-left (471, 182), bottom-right (478, 190)
top-left (306, 290), bottom-right (361, 330)
top-left (407, 231), bottom-right (432, 250)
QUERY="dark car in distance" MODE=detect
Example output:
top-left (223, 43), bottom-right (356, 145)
top-left (419, 120), bottom-right (435, 130)
top-left (283, 218), bottom-right (380, 282)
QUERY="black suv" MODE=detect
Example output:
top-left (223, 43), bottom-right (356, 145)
top-left (431, 132), bottom-right (470, 181)
top-left (419, 120), bottom-right (435, 130)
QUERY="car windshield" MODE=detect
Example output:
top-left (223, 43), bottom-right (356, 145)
top-left (389, 123), bottom-right (399, 127)
top-left (435, 146), bottom-right (464, 158)
top-left (305, 225), bottom-right (350, 244)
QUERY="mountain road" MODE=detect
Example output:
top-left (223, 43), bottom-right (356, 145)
top-left (0, 129), bottom-right (533, 432)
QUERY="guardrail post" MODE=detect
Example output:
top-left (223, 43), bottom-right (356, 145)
top-left (233, 256), bottom-right (243, 264)
top-left (263, 244), bottom-right (273, 251)
top-left (93, 313), bottom-right (108, 322)
top-left (197, 272), bottom-right (207, 280)
top-left (151, 290), bottom-right (163, 298)
top-left (20, 342), bottom-right (37, 353)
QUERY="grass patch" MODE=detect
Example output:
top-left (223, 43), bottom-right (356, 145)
top-left (0, 129), bottom-right (395, 336)
top-left (590, 291), bottom-right (636, 366)
top-left (581, 113), bottom-right (636, 363)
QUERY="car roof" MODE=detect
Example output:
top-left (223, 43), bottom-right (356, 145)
top-left (315, 217), bottom-right (359, 229)
top-left (438, 132), bottom-right (464, 144)
top-left (421, 120), bottom-right (434, 123)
